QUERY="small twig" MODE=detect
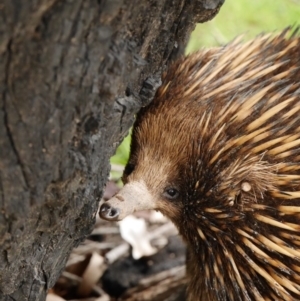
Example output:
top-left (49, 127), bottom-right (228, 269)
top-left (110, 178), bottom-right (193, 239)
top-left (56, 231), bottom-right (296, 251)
top-left (136, 265), bottom-right (185, 288)
top-left (61, 271), bottom-right (109, 299)
top-left (122, 265), bottom-right (187, 300)
top-left (91, 227), bottom-right (120, 235)
top-left (105, 242), bottom-right (130, 264)
top-left (66, 254), bottom-right (86, 267)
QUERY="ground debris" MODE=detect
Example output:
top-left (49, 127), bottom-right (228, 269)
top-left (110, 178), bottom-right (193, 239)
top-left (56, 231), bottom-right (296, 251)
top-left (48, 182), bottom-right (187, 301)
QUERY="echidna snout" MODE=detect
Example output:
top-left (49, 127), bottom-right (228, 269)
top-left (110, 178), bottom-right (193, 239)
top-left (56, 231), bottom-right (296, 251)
top-left (100, 181), bottom-right (157, 220)
top-left (99, 203), bottom-right (120, 221)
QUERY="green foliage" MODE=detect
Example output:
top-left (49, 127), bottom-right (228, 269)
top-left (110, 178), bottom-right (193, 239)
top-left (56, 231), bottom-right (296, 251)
top-left (111, 133), bottom-right (131, 166)
top-left (110, 0), bottom-right (300, 179)
top-left (110, 132), bottom-right (131, 182)
top-left (186, 0), bottom-right (300, 52)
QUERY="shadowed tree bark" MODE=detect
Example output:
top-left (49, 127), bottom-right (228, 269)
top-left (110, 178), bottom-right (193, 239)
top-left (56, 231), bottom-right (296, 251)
top-left (0, 0), bottom-right (224, 300)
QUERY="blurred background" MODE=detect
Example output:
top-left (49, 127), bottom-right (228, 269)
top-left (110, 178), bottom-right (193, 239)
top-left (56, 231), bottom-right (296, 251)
top-left (111, 0), bottom-right (300, 183)
top-left (187, 0), bottom-right (300, 52)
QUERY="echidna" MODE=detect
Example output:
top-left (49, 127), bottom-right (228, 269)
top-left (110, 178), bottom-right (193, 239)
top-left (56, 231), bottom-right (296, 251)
top-left (100, 28), bottom-right (300, 301)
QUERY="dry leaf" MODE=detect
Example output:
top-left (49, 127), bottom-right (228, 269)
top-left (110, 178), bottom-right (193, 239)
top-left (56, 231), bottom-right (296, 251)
top-left (119, 215), bottom-right (157, 259)
top-left (77, 252), bottom-right (106, 297)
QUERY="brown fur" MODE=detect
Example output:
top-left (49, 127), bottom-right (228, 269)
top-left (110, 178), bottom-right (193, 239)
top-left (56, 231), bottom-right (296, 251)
top-left (123, 28), bottom-right (300, 300)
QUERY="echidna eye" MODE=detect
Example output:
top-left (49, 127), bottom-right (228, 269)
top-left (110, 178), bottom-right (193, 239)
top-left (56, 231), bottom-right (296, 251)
top-left (164, 188), bottom-right (179, 200)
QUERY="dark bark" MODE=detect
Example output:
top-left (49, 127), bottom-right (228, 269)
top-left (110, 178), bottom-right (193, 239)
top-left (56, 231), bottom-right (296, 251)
top-left (0, 0), bottom-right (224, 300)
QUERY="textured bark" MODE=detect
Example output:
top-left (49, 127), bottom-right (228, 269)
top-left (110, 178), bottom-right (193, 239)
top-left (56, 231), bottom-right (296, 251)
top-left (0, 0), bottom-right (224, 300)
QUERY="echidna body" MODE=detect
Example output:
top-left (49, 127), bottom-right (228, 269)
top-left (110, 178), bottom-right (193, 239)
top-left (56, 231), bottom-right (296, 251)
top-left (100, 29), bottom-right (300, 301)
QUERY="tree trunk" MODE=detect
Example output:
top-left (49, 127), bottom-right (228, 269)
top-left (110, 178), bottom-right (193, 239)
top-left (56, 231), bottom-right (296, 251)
top-left (0, 0), bottom-right (224, 300)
